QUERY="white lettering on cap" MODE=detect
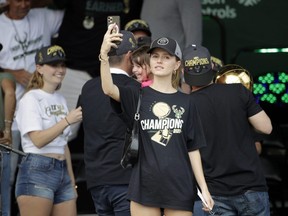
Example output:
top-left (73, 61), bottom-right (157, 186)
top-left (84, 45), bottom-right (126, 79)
top-left (157, 37), bottom-right (169, 45)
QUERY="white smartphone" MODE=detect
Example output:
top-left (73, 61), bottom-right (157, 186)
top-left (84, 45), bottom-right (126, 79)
top-left (197, 187), bottom-right (212, 210)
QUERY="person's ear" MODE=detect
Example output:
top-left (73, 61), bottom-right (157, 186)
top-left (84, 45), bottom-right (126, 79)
top-left (174, 60), bottom-right (181, 71)
top-left (126, 51), bottom-right (133, 62)
top-left (36, 64), bottom-right (44, 75)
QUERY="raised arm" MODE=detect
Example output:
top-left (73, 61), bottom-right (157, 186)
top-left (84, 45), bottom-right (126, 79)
top-left (99, 24), bottom-right (123, 102)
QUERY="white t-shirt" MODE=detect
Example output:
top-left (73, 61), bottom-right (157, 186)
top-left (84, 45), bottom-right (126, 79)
top-left (0, 8), bottom-right (64, 101)
top-left (16, 89), bottom-right (71, 155)
top-left (0, 8), bottom-right (64, 130)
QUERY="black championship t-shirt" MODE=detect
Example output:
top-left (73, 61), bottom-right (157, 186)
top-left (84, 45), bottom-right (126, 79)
top-left (117, 86), bottom-right (206, 211)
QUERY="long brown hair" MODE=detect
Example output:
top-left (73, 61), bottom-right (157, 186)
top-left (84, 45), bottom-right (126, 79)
top-left (131, 45), bottom-right (150, 67)
top-left (26, 69), bottom-right (61, 92)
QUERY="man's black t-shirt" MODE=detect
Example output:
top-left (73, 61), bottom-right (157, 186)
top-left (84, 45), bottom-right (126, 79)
top-left (80, 73), bottom-right (140, 189)
top-left (191, 83), bottom-right (268, 196)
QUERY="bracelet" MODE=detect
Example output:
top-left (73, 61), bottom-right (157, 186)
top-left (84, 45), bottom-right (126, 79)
top-left (98, 53), bottom-right (109, 62)
top-left (4, 120), bottom-right (13, 124)
top-left (64, 117), bottom-right (71, 126)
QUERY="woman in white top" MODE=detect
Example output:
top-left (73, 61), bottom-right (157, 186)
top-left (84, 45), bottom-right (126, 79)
top-left (15, 45), bottom-right (82, 216)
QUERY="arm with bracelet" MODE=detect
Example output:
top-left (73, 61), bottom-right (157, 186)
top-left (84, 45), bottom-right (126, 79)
top-left (0, 72), bottom-right (16, 145)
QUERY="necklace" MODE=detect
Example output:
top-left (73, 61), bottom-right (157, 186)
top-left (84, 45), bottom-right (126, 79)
top-left (10, 16), bottom-right (30, 68)
top-left (82, 0), bottom-right (130, 29)
top-left (83, 16), bottom-right (94, 30)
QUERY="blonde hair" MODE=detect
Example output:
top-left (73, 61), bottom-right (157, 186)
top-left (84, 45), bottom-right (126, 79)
top-left (172, 62), bottom-right (182, 89)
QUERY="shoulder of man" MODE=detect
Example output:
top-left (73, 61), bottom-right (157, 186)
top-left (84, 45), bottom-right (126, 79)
top-left (112, 73), bottom-right (140, 87)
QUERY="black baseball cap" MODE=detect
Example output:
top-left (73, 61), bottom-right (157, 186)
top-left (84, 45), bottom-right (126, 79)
top-left (148, 37), bottom-right (182, 60)
top-left (35, 45), bottom-right (66, 65)
top-left (183, 44), bottom-right (214, 86)
top-left (125, 19), bottom-right (152, 37)
top-left (108, 30), bottom-right (138, 56)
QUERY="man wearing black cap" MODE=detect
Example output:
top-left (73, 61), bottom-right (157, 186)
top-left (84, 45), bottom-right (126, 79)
top-left (124, 19), bottom-right (152, 47)
top-left (79, 30), bottom-right (140, 216)
top-left (183, 44), bottom-right (273, 215)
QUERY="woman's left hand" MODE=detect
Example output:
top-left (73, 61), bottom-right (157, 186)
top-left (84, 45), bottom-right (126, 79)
top-left (100, 23), bottom-right (123, 57)
top-left (202, 189), bottom-right (214, 212)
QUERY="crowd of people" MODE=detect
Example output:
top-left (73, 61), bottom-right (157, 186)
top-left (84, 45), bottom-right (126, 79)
top-left (0, 0), bottom-right (273, 216)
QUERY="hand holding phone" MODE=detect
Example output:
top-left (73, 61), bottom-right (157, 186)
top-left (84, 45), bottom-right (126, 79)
top-left (107, 16), bottom-right (121, 45)
top-left (107, 16), bottom-right (121, 34)
top-left (197, 187), bottom-right (212, 211)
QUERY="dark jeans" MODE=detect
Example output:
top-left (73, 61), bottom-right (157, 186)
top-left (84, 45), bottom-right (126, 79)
top-left (0, 150), bottom-right (11, 216)
top-left (90, 185), bottom-right (130, 216)
top-left (193, 191), bottom-right (270, 216)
